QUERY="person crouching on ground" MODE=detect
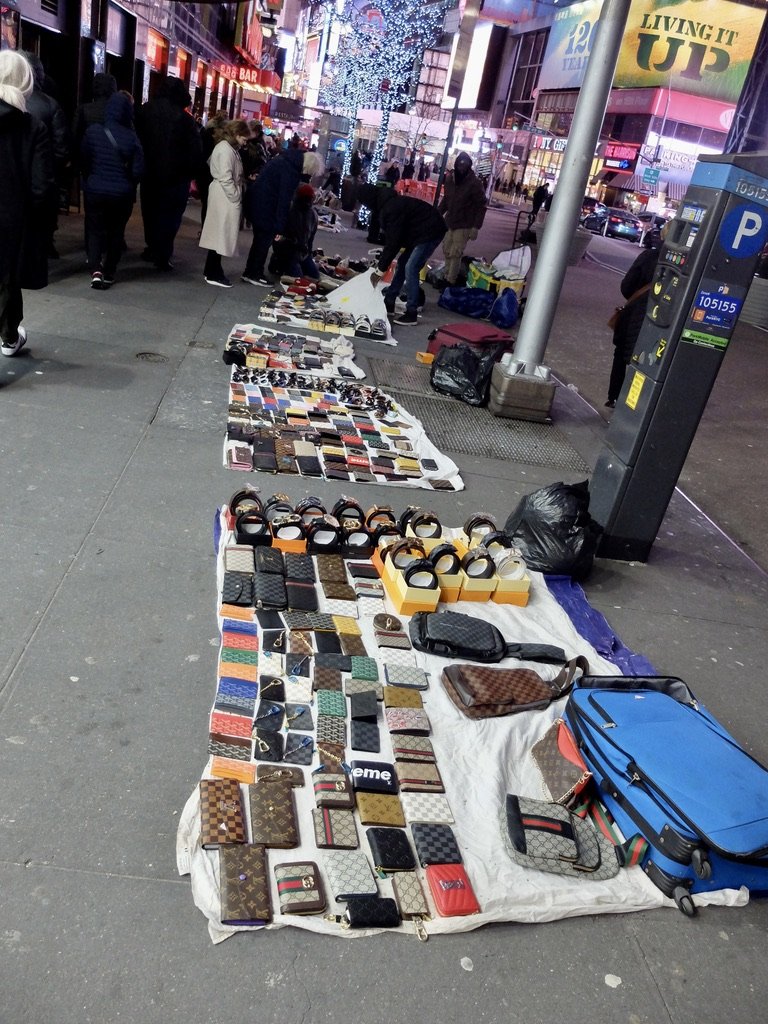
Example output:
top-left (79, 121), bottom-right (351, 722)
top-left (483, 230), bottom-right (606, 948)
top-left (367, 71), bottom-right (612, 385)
top-left (200, 118), bottom-right (249, 288)
top-left (438, 151), bottom-right (487, 287)
top-left (270, 184), bottom-right (320, 281)
top-left (359, 183), bottom-right (447, 326)
top-left (80, 92), bottom-right (144, 289)
top-left (0, 50), bottom-right (56, 359)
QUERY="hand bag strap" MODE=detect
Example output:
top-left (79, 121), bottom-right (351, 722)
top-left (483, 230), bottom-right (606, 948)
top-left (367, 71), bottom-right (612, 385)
top-left (103, 126), bottom-right (132, 177)
top-left (547, 655), bottom-right (590, 697)
top-left (503, 641), bottom-right (568, 664)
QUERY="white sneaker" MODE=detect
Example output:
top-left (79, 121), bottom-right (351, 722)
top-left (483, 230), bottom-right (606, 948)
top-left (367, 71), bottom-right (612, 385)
top-left (1, 325), bottom-right (27, 357)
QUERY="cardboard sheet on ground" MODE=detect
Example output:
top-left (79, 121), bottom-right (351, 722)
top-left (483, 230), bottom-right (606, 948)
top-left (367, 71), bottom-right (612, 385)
top-left (176, 550), bottom-right (746, 944)
top-left (324, 274), bottom-right (397, 345)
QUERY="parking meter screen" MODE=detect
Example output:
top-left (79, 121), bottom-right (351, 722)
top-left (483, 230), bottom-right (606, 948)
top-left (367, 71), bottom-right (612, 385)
top-left (691, 289), bottom-right (744, 329)
top-left (680, 203), bottom-right (707, 224)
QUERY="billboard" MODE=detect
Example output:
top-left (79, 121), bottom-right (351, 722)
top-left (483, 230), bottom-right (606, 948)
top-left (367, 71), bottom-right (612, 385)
top-left (538, 0), bottom-right (765, 104)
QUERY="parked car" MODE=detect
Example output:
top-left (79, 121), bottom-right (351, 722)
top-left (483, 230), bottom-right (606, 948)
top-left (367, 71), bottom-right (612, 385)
top-left (637, 211), bottom-right (670, 232)
top-left (580, 196), bottom-right (607, 221)
top-left (583, 206), bottom-right (643, 242)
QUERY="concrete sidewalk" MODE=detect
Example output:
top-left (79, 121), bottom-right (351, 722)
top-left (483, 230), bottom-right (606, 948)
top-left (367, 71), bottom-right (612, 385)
top-left (0, 203), bottom-right (766, 1024)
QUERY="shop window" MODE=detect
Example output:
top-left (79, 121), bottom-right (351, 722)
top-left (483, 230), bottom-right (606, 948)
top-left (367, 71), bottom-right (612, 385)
top-left (700, 127), bottom-right (726, 150)
top-left (674, 121), bottom-right (702, 144)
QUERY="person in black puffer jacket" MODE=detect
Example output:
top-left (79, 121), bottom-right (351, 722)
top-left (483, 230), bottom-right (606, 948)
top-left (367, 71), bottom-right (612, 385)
top-left (135, 78), bottom-right (202, 270)
top-left (241, 147), bottom-right (308, 285)
top-left (23, 53), bottom-right (70, 257)
top-left (269, 184), bottom-right (319, 280)
top-left (81, 92), bottom-right (144, 289)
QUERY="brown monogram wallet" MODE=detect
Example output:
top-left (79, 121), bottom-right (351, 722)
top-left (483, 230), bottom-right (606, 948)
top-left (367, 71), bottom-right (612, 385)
top-left (248, 780), bottom-right (299, 848)
top-left (219, 844), bottom-right (272, 926)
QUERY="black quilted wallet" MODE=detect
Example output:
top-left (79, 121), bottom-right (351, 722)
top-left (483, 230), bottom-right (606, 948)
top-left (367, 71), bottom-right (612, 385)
top-left (255, 547), bottom-right (285, 575)
top-left (221, 570), bottom-right (254, 606)
top-left (254, 572), bottom-right (288, 610)
top-left (285, 553), bottom-right (316, 582)
top-left (253, 728), bottom-right (284, 762)
top-left (367, 827), bottom-right (416, 872)
top-left (344, 896), bottom-right (400, 928)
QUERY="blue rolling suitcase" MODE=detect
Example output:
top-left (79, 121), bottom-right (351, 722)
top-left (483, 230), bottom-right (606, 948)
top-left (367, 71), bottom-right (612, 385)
top-left (565, 676), bottom-right (768, 915)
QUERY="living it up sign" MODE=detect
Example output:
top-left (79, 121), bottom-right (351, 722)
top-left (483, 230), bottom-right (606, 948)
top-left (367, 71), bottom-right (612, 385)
top-left (538, 0), bottom-right (765, 104)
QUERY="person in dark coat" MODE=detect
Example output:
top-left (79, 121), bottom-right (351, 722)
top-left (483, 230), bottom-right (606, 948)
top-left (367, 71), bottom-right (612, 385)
top-left (241, 146), bottom-right (305, 285)
top-left (23, 53), bottom-right (70, 257)
top-left (80, 92), bottom-right (144, 289)
top-left (531, 182), bottom-right (549, 218)
top-left (0, 51), bottom-right (56, 358)
top-left (349, 148), bottom-right (362, 178)
top-left (437, 151), bottom-right (487, 286)
top-left (360, 183), bottom-right (447, 326)
top-left (72, 72), bottom-right (117, 153)
top-left (269, 184), bottom-right (319, 280)
top-left (135, 77), bottom-right (203, 270)
top-left (606, 225), bottom-right (667, 407)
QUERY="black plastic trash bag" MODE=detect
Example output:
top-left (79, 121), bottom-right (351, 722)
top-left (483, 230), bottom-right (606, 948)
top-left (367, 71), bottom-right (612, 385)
top-left (430, 341), bottom-right (504, 406)
top-left (504, 480), bottom-right (602, 580)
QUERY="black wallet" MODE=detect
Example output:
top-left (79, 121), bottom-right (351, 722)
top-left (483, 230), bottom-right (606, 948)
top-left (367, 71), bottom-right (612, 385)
top-left (253, 572), bottom-right (288, 610)
top-left (253, 728), bottom-right (284, 762)
top-left (314, 630), bottom-right (343, 654)
top-left (258, 675), bottom-right (285, 702)
top-left (221, 571), bottom-right (254, 607)
top-left (285, 553), bottom-right (316, 582)
top-left (350, 691), bottom-right (377, 720)
top-left (254, 699), bottom-right (285, 732)
top-left (261, 628), bottom-right (288, 653)
top-left (255, 547), bottom-right (285, 575)
top-left (286, 580), bottom-right (318, 612)
top-left (297, 456), bottom-right (323, 477)
top-left (256, 610), bottom-right (285, 630)
top-left (315, 653), bottom-right (352, 672)
top-left (350, 719), bottom-right (380, 753)
top-left (344, 896), bottom-right (400, 928)
top-left (367, 827), bottom-right (416, 872)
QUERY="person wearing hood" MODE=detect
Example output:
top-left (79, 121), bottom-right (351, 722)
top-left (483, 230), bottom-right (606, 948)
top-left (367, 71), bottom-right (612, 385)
top-left (437, 152), bottom-right (487, 287)
top-left (72, 72), bottom-right (117, 153)
top-left (269, 184), bottom-right (319, 280)
top-left (360, 183), bottom-right (447, 326)
top-left (135, 77), bottom-right (203, 270)
top-left (0, 51), bottom-right (56, 358)
top-left (199, 118), bottom-right (248, 288)
top-left (80, 92), bottom-right (144, 289)
top-left (241, 148), bottom-right (317, 286)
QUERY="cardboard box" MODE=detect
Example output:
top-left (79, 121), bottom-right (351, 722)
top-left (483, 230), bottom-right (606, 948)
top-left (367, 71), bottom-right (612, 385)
top-left (416, 351), bottom-right (435, 364)
top-left (492, 588), bottom-right (530, 607)
top-left (272, 536), bottom-right (307, 554)
top-left (458, 570), bottom-right (497, 601)
top-left (382, 565), bottom-right (441, 616)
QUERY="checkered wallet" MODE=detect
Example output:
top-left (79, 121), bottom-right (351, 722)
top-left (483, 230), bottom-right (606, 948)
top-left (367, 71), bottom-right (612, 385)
top-left (410, 823), bottom-right (462, 866)
top-left (384, 664), bottom-right (430, 690)
top-left (401, 793), bottom-right (454, 825)
top-left (199, 778), bottom-right (246, 849)
top-left (283, 732), bottom-right (314, 765)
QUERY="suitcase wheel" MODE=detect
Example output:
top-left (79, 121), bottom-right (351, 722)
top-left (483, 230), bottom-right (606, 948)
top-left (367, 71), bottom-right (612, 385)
top-left (673, 887), bottom-right (697, 917)
top-left (691, 849), bottom-right (712, 881)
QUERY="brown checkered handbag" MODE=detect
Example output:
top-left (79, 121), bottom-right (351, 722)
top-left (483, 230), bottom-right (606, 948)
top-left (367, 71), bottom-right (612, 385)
top-left (441, 656), bottom-right (589, 719)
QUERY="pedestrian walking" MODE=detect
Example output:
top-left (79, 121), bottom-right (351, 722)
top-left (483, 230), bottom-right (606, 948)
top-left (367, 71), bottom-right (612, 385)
top-left (359, 183), bottom-right (447, 326)
top-left (72, 72), bottom-right (117, 152)
top-left (530, 182), bottom-right (549, 218)
top-left (199, 118), bottom-right (248, 288)
top-left (269, 184), bottom-right (319, 280)
top-left (135, 77), bottom-right (203, 271)
top-left (80, 92), bottom-right (144, 290)
top-left (437, 151), bottom-right (487, 286)
top-left (241, 147), bottom-right (313, 286)
top-left (0, 50), bottom-right (56, 359)
top-left (605, 225), bottom-right (667, 407)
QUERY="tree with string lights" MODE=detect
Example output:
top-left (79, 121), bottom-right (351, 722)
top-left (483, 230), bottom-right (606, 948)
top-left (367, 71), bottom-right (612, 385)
top-left (319, 0), bottom-right (448, 187)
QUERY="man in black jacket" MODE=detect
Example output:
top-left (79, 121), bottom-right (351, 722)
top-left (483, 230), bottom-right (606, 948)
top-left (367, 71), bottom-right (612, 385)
top-left (23, 53), bottom-right (69, 257)
top-left (359, 184), bottom-right (446, 326)
top-left (135, 78), bottom-right (202, 270)
top-left (72, 72), bottom-right (117, 152)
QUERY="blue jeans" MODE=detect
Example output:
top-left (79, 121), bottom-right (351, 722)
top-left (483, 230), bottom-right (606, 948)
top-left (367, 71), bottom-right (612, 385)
top-left (384, 238), bottom-right (442, 313)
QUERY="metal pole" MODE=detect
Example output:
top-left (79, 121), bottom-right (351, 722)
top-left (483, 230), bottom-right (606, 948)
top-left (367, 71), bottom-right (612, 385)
top-left (513, 0), bottom-right (632, 371)
top-left (433, 101), bottom-right (458, 207)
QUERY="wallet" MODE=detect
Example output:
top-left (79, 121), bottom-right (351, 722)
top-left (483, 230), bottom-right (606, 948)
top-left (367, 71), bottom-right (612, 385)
top-left (286, 580), bottom-right (319, 612)
top-left (332, 615), bottom-right (361, 636)
top-left (401, 792), bottom-right (454, 825)
top-left (314, 630), bottom-right (342, 654)
top-left (384, 665), bottom-right (430, 690)
top-left (248, 779), bottom-right (298, 848)
top-left (199, 778), bottom-right (246, 849)
top-left (366, 826), bottom-right (416, 873)
top-left (316, 689), bottom-right (347, 718)
top-left (260, 628), bottom-right (287, 654)
top-left (350, 720), bottom-right (380, 753)
top-left (356, 792), bottom-right (405, 827)
top-left (285, 702), bottom-right (313, 731)
top-left (323, 849), bottom-right (378, 901)
top-left (425, 864), bottom-right (480, 917)
top-left (349, 690), bottom-right (377, 720)
top-left (345, 678), bottom-right (384, 700)
top-left (340, 634), bottom-right (368, 657)
top-left (347, 563), bottom-right (379, 579)
top-left (253, 572), bottom-right (288, 610)
top-left (383, 686), bottom-right (423, 709)
top-left (283, 732), bottom-right (314, 765)
top-left (395, 762), bottom-right (444, 793)
top-left (256, 765), bottom-right (304, 788)
top-left (253, 728), bottom-right (284, 762)
top-left (219, 844), bottom-right (272, 926)
top-left (258, 675), bottom-right (285, 702)
top-left (312, 807), bottom-right (359, 849)
top-left (254, 699), bottom-right (284, 733)
top-left (255, 547), bottom-right (285, 575)
top-left (350, 656), bottom-right (379, 682)
top-left (313, 667), bottom-right (343, 692)
top-left (208, 733), bottom-right (251, 762)
top-left (256, 610), bottom-right (285, 631)
top-left (296, 455), bottom-right (323, 477)
top-left (288, 630), bottom-right (313, 656)
top-left (315, 740), bottom-right (346, 773)
top-left (385, 707), bottom-right (430, 736)
top-left (209, 710), bottom-right (252, 740)
top-left (316, 715), bottom-right (346, 746)
top-left (223, 545), bottom-right (255, 574)
top-left (322, 581), bottom-right (356, 602)
top-left (391, 736), bottom-right (436, 764)
top-left (313, 772), bottom-right (355, 808)
top-left (221, 571), bottom-right (254, 607)
top-left (274, 861), bottom-right (326, 914)
top-left (315, 554), bottom-right (347, 582)
top-left (210, 756), bottom-right (256, 786)
top-left (350, 759), bottom-right (398, 794)
top-left (315, 653), bottom-right (352, 672)
top-left (411, 823), bottom-right (462, 866)
top-left (344, 896), bottom-right (400, 929)
top-left (392, 871), bottom-right (430, 922)
top-left (284, 552), bottom-right (316, 582)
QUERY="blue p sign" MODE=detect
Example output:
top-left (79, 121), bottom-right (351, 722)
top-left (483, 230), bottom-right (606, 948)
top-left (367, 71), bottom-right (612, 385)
top-left (719, 203), bottom-right (768, 258)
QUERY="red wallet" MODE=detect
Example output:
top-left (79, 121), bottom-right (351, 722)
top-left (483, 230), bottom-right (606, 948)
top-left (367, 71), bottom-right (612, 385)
top-left (425, 864), bottom-right (480, 917)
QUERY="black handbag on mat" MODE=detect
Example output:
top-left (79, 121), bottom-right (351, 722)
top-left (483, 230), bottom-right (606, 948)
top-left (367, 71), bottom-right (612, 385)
top-left (409, 611), bottom-right (565, 664)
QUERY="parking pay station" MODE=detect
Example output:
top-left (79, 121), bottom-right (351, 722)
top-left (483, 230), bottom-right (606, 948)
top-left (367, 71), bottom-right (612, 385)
top-left (590, 152), bottom-right (768, 561)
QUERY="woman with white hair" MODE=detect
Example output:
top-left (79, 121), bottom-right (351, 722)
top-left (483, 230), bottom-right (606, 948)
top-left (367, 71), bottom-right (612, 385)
top-left (0, 50), bottom-right (56, 358)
